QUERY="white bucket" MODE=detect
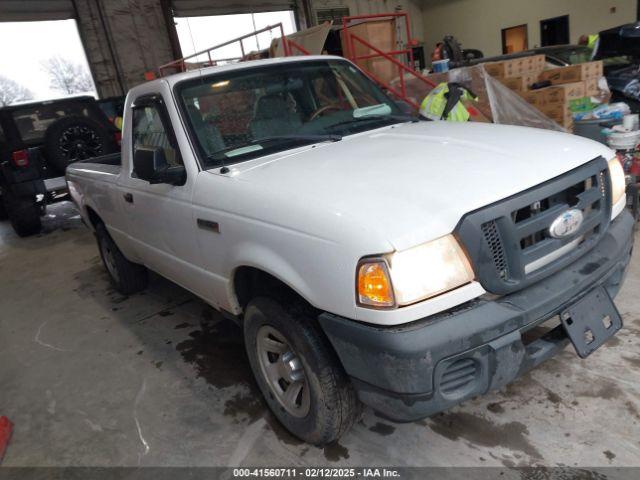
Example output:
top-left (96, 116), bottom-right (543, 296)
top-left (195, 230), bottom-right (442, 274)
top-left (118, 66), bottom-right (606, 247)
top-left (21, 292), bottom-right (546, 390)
top-left (606, 130), bottom-right (640, 150)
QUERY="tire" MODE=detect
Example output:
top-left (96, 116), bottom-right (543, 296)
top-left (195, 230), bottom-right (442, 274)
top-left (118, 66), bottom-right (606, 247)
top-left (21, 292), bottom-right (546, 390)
top-left (95, 223), bottom-right (148, 295)
top-left (44, 116), bottom-right (115, 174)
top-left (0, 193), bottom-right (7, 220)
top-left (3, 190), bottom-right (41, 237)
top-left (244, 297), bottom-right (359, 445)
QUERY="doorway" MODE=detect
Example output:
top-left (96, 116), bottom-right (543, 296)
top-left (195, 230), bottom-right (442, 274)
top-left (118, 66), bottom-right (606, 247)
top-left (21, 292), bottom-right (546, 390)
top-left (501, 24), bottom-right (528, 54)
top-left (0, 19), bottom-right (95, 103)
top-left (174, 11), bottom-right (296, 65)
top-left (540, 15), bottom-right (570, 46)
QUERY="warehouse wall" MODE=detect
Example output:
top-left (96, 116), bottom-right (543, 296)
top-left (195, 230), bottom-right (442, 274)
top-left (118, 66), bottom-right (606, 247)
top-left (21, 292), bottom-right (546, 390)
top-left (309, 0), bottom-right (425, 41)
top-left (74, 0), bottom-right (180, 98)
top-left (421, 0), bottom-right (637, 59)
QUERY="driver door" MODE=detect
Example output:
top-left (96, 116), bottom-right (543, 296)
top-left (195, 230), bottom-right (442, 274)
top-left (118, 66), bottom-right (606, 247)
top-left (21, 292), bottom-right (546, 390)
top-left (117, 94), bottom-right (203, 295)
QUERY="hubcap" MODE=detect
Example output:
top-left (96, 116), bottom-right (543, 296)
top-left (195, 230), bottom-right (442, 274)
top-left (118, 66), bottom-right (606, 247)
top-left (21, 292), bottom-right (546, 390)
top-left (100, 240), bottom-right (119, 283)
top-left (256, 325), bottom-right (310, 417)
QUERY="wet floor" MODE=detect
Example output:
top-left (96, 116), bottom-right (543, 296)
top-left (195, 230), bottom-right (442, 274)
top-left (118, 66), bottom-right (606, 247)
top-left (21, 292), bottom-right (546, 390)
top-left (1, 201), bottom-right (639, 467)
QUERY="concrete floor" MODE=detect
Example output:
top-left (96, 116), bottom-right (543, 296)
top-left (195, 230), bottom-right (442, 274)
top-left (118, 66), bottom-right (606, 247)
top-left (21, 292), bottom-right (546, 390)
top-left (0, 201), bottom-right (639, 468)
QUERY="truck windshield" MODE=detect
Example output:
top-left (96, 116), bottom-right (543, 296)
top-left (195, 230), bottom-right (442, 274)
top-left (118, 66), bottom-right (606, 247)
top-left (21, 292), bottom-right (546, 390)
top-left (177, 59), bottom-right (410, 168)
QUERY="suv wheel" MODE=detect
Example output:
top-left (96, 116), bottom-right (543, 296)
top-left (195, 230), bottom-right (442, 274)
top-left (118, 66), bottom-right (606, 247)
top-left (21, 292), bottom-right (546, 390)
top-left (3, 191), bottom-right (41, 237)
top-left (244, 297), bottom-right (359, 445)
top-left (95, 223), bottom-right (148, 294)
top-left (0, 190), bottom-right (7, 220)
top-left (44, 116), bottom-right (114, 174)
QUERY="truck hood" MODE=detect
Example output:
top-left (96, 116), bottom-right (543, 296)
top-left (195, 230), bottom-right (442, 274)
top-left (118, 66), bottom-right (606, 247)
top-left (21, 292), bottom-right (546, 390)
top-left (228, 121), bottom-right (613, 251)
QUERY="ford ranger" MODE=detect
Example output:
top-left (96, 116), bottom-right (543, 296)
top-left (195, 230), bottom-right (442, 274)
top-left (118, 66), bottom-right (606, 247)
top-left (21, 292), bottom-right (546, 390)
top-left (66, 56), bottom-right (634, 445)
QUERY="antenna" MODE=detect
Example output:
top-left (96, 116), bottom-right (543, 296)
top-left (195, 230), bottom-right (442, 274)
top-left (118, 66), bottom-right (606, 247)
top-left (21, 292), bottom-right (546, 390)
top-left (185, 18), bottom-right (202, 76)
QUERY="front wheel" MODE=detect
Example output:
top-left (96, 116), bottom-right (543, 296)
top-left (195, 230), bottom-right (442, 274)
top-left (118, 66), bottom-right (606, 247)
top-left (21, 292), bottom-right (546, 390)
top-left (244, 297), bottom-right (360, 445)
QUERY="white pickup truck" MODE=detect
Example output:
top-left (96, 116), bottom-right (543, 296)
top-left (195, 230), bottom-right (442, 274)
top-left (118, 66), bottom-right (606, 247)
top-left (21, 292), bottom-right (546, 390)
top-left (67, 56), bottom-right (634, 445)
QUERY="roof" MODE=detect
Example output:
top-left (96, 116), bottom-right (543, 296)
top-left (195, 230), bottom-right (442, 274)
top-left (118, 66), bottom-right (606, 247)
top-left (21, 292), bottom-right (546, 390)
top-left (0, 94), bottom-right (97, 111)
top-left (159, 55), bottom-right (347, 87)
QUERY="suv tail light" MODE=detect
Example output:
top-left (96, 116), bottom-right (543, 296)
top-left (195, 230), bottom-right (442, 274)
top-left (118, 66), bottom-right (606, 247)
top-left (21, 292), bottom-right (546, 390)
top-left (11, 149), bottom-right (29, 168)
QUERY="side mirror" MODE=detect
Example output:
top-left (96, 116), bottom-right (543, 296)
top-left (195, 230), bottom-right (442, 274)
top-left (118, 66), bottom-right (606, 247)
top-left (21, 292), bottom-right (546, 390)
top-left (133, 146), bottom-right (185, 185)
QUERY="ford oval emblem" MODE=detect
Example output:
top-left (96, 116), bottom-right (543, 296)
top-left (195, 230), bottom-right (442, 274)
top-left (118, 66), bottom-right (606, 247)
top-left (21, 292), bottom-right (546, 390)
top-left (549, 209), bottom-right (584, 239)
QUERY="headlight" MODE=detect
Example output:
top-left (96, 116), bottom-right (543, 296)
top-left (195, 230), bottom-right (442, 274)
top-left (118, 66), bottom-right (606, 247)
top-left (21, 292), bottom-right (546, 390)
top-left (357, 235), bottom-right (475, 308)
top-left (608, 157), bottom-right (626, 209)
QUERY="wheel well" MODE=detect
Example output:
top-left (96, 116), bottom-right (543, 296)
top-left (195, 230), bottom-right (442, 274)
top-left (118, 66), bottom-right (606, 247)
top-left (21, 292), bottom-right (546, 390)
top-left (233, 266), bottom-right (309, 311)
top-left (85, 206), bottom-right (102, 229)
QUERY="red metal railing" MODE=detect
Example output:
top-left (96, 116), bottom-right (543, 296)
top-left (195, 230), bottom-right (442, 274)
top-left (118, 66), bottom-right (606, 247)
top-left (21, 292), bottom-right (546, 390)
top-left (341, 12), bottom-right (436, 108)
top-left (157, 23), bottom-right (309, 77)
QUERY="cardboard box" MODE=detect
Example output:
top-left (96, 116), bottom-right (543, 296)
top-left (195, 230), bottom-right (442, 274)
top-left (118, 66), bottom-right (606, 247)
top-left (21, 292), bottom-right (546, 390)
top-left (521, 54), bottom-right (546, 74)
top-left (483, 54), bottom-right (545, 78)
top-left (341, 19), bottom-right (396, 84)
top-left (461, 99), bottom-right (492, 122)
top-left (520, 89), bottom-right (546, 107)
top-left (538, 61), bottom-right (604, 85)
top-left (584, 77), bottom-right (600, 96)
top-left (499, 73), bottom-right (539, 92)
top-left (543, 82), bottom-right (586, 105)
top-left (539, 103), bottom-right (573, 127)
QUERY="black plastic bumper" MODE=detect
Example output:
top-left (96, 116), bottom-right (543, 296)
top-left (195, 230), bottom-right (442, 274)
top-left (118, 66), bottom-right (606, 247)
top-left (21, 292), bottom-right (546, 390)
top-left (318, 210), bottom-right (635, 422)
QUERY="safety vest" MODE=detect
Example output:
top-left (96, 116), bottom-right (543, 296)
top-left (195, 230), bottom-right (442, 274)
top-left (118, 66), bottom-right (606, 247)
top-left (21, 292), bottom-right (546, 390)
top-left (420, 82), bottom-right (477, 122)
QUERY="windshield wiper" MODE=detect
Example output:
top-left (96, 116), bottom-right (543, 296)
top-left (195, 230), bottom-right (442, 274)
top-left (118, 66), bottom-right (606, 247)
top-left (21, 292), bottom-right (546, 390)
top-left (207, 134), bottom-right (342, 161)
top-left (326, 114), bottom-right (420, 131)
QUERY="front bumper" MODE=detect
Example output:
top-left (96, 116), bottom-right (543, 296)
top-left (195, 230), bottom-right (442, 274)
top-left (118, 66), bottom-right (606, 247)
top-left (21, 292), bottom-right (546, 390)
top-left (319, 210), bottom-right (635, 421)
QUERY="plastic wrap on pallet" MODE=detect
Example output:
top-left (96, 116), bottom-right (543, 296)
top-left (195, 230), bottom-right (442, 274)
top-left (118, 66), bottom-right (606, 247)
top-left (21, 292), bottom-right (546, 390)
top-left (484, 72), bottom-right (565, 132)
top-left (390, 64), bottom-right (565, 132)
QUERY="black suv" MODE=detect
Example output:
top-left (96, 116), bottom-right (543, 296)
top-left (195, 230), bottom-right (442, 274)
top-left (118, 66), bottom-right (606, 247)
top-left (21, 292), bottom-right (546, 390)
top-left (0, 95), bottom-right (120, 236)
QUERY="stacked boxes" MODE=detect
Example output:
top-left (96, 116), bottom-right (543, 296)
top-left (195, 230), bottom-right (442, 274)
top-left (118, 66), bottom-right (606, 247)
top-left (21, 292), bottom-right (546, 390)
top-left (538, 62), bottom-right (603, 85)
top-left (482, 57), bottom-right (605, 130)
top-left (483, 55), bottom-right (546, 79)
top-left (482, 54), bottom-right (546, 93)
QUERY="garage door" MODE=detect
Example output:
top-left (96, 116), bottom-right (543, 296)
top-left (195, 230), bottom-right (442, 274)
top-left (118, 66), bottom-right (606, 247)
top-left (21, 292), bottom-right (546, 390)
top-left (0, 0), bottom-right (74, 21)
top-left (171, 0), bottom-right (296, 17)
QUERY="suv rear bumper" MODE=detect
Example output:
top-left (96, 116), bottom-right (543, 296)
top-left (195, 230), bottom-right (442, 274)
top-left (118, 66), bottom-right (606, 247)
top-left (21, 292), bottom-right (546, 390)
top-left (318, 210), bottom-right (634, 422)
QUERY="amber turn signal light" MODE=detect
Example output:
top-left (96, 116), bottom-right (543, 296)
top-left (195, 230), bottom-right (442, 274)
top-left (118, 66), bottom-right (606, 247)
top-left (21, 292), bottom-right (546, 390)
top-left (357, 261), bottom-right (395, 308)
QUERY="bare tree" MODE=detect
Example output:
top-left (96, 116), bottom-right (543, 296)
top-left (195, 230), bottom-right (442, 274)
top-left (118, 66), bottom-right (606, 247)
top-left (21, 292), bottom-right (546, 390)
top-left (41, 56), bottom-right (95, 95)
top-left (0, 76), bottom-right (34, 106)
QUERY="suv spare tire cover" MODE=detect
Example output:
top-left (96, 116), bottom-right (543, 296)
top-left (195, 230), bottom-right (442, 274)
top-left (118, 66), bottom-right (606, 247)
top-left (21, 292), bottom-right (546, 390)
top-left (44, 115), bottom-right (115, 174)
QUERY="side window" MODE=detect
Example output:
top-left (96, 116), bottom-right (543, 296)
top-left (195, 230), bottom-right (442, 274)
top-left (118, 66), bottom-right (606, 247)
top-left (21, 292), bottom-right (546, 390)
top-left (131, 102), bottom-right (182, 171)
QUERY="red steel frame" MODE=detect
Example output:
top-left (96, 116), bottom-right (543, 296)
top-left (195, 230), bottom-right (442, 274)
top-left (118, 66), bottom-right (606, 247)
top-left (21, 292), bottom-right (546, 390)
top-left (341, 12), bottom-right (436, 108)
top-left (158, 23), bottom-right (310, 76)
top-left (157, 13), bottom-right (436, 109)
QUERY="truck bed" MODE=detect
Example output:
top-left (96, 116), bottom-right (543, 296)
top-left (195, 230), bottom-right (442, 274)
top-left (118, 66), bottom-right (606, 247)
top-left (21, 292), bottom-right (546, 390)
top-left (66, 152), bottom-right (121, 185)
top-left (77, 152), bottom-right (121, 166)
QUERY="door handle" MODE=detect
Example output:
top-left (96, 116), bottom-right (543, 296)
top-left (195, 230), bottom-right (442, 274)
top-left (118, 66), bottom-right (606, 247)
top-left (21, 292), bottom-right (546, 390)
top-left (123, 193), bottom-right (134, 203)
top-left (197, 218), bottom-right (220, 233)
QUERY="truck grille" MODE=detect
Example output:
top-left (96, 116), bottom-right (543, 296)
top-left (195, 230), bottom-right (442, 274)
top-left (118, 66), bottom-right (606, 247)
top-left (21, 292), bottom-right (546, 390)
top-left (457, 157), bottom-right (611, 295)
top-left (481, 220), bottom-right (509, 280)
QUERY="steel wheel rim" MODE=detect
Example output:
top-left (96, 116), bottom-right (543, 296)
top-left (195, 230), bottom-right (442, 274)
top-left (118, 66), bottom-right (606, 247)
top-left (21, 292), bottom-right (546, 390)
top-left (100, 240), bottom-right (119, 283)
top-left (256, 325), bottom-right (310, 418)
